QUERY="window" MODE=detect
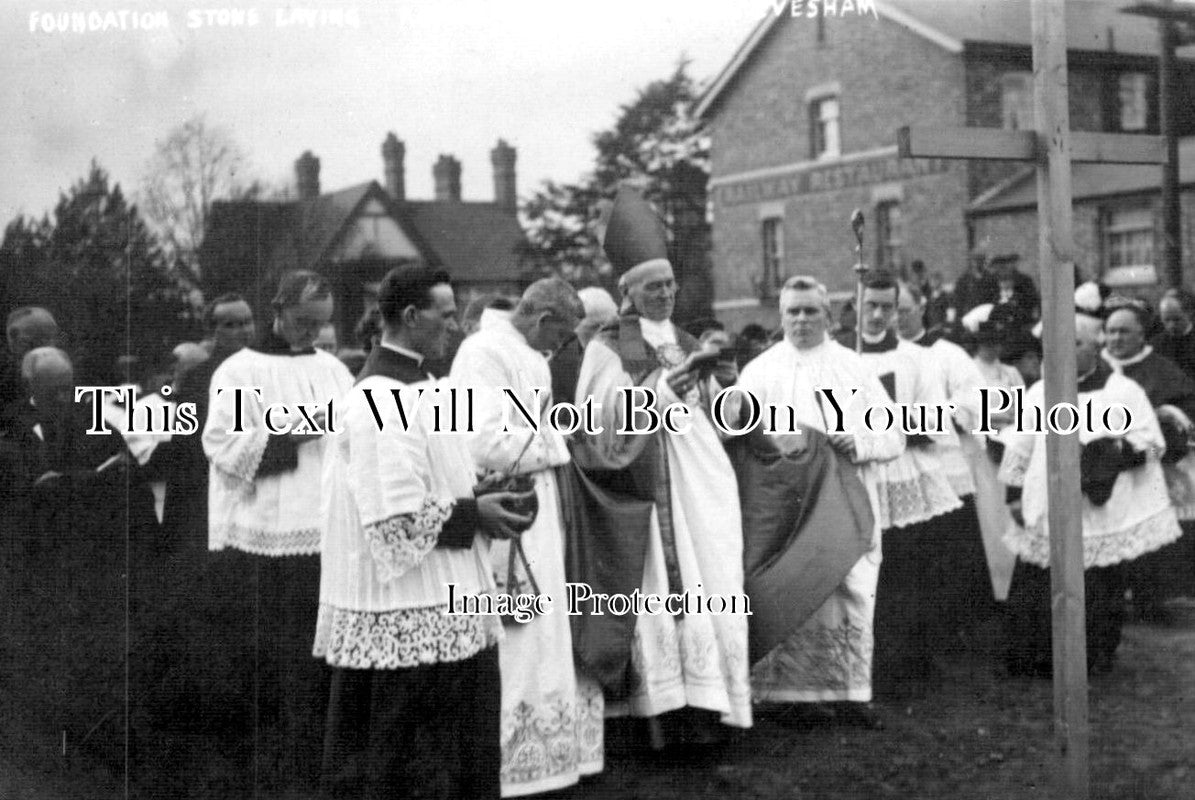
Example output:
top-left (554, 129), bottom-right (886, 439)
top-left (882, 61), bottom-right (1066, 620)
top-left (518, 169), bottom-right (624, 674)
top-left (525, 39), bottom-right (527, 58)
top-left (1001, 72), bottom-right (1033, 131)
top-left (810, 96), bottom-right (840, 159)
top-left (875, 201), bottom-right (904, 271)
top-left (1104, 206), bottom-right (1156, 286)
top-left (761, 218), bottom-right (784, 297)
top-left (1118, 72), bottom-right (1149, 132)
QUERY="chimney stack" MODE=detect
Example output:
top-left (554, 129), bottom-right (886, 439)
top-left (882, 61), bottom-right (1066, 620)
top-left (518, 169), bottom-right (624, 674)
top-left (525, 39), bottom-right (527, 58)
top-left (382, 133), bottom-right (406, 202)
top-left (295, 151), bottom-right (321, 200)
top-left (433, 155), bottom-right (462, 202)
top-left (491, 139), bottom-right (517, 212)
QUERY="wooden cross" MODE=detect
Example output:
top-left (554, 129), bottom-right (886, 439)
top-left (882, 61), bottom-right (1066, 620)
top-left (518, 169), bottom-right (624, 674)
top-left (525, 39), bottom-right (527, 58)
top-left (896, 2), bottom-right (1165, 798)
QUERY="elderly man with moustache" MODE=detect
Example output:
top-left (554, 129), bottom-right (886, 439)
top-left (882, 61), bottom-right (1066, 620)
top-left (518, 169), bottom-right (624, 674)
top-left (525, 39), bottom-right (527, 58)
top-left (571, 187), bottom-right (751, 749)
top-left (1002, 313), bottom-right (1182, 675)
top-left (202, 270), bottom-right (354, 795)
top-left (741, 276), bottom-right (902, 729)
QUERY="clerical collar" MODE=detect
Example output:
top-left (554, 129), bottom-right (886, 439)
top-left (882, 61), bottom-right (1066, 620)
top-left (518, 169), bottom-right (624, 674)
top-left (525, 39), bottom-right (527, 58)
top-left (859, 330), bottom-right (899, 353)
top-left (1077, 360), bottom-right (1113, 392)
top-left (790, 334), bottom-right (831, 357)
top-left (908, 328), bottom-right (942, 346)
top-left (1101, 345), bottom-right (1153, 371)
top-left (356, 343), bottom-right (429, 385)
top-left (638, 317), bottom-right (676, 349)
top-left (380, 342), bottom-right (424, 366)
top-left (252, 329), bottom-right (315, 356)
top-left (478, 308), bottom-right (513, 331)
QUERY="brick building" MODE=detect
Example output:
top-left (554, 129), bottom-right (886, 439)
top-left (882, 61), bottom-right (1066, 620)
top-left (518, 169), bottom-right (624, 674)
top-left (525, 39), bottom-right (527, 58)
top-left (201, 134), bottom-right (530, 343)
top-left (970, 137), bottom-right (1195, 295)
top-left (695, 0), bottom-right (1195, 330)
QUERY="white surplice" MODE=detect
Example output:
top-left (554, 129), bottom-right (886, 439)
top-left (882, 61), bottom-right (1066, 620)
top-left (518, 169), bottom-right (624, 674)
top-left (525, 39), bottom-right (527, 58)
top-left (203, 346), bottom-right (353, 555)
top-left (452, 318), bottom-right (604, 797)
top-left (999, 371), bottom-right (1182, 568)
top-left (857, 335), bottom-right (962, 530)
top-left (573, 318), bottom-right (752, 729)
top-left (739, 336), bottom-right (903, 702)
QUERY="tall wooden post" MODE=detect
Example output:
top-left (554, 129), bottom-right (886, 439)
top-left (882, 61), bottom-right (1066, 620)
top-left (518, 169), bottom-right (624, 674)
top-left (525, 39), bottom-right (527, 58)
top-left (898, 5), bottom-right (1164, 795)
top-left (1159, 0), bottom-right (1183, 288)
top-left (1031, 1), bottom-right (1088, 797)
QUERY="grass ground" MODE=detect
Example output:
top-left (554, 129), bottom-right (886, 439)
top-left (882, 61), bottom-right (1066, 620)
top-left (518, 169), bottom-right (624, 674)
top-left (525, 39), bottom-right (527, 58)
top-left (2, 607), bottom-right (1192, 799)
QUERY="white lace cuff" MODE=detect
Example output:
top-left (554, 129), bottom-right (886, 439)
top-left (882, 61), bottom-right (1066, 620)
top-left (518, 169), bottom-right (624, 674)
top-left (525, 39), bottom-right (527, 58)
top-left (365, 497), bottom-right (455, 582)
top-left (877, 473), bottom-right (962, 530)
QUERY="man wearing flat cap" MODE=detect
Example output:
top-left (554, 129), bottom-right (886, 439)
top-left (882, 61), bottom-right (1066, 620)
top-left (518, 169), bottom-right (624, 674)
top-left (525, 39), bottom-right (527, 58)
top-left (570, 187), bottom-right (751, 747)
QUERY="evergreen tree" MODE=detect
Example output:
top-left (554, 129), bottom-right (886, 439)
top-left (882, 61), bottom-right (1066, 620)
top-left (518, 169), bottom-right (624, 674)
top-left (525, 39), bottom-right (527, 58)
top-left (520, 61), bottom-right (713, 323)
top-left (0, 162), bottom-right (192, 383)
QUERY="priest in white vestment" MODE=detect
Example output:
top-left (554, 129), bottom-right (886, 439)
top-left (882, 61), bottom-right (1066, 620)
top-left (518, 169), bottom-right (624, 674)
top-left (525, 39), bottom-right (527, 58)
top-left (572, 188), bottom-right (752, 744)
top-left (743, 277), bottom-right (902, 726)
top-left (451, 278), bottom-right (605, 797)
top-left (202, 271), bottom-right (354, 792)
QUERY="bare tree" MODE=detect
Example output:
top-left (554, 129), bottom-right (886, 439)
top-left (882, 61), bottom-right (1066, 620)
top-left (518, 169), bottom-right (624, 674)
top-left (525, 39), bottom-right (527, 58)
top-left (140, 114), bottom-right (259, 287)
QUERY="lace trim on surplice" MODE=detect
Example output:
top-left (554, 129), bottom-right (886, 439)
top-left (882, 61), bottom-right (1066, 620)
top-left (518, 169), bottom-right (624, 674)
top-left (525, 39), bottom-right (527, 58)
top-left (312, 602), bottom-right (500, 669)
top-left (1004, 506), bottom-right (1183, 569)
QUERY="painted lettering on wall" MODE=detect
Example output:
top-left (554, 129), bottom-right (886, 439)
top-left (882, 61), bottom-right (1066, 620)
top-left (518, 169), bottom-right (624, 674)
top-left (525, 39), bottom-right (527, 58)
top-left (717, 156), bottom-right (951, 206)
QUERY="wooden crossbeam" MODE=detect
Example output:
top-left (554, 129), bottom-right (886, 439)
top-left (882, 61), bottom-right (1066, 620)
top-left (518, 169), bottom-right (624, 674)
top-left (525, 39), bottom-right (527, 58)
top-left (889, 3), bottom-right (1137, 796)
top-left (897, 125), bottom-right (1165, 164)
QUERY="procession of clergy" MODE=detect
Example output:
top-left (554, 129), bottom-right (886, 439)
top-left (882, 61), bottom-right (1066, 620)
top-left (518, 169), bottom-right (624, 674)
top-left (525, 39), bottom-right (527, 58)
top-left (6, 186), bottom-right (1194, 799)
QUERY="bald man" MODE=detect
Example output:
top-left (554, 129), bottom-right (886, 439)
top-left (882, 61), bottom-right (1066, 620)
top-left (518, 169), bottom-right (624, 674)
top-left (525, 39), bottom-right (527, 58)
top-left (451, 277), bottom-right (605, 797)
top-left (1151, 290), bottom-right (1195, 382)
top-left (5, 347), bottom-right (161, 773)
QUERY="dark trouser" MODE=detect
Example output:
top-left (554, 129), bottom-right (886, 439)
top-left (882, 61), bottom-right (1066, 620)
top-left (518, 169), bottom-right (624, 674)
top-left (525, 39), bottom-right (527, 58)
top-left (1005, 558), bottom-right (1126, 676)
top-left (322, 646), bottom-right (502, 800)
top-left (873, 519), bottom-right (936, 698)
top-left (926, 496), bottom-right (994, 652)
top-left (1127, 520), bottom-right (1195, 613)
top-left (136, 550), bottom-right (327, 798)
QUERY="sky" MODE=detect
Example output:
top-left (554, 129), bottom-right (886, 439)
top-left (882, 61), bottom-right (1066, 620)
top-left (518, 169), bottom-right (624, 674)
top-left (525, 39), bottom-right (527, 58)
top-left (0, 0), bottom-right (776, 222)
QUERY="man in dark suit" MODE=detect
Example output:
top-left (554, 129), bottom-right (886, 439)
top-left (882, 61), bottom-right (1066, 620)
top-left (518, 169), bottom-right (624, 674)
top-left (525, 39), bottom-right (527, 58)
top-left (0, 307), bottom-right (59, 431)
top-left (1153, 288), bottom-right (1195, 382)
top-left (160, 293), bottom-right (255, 551)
